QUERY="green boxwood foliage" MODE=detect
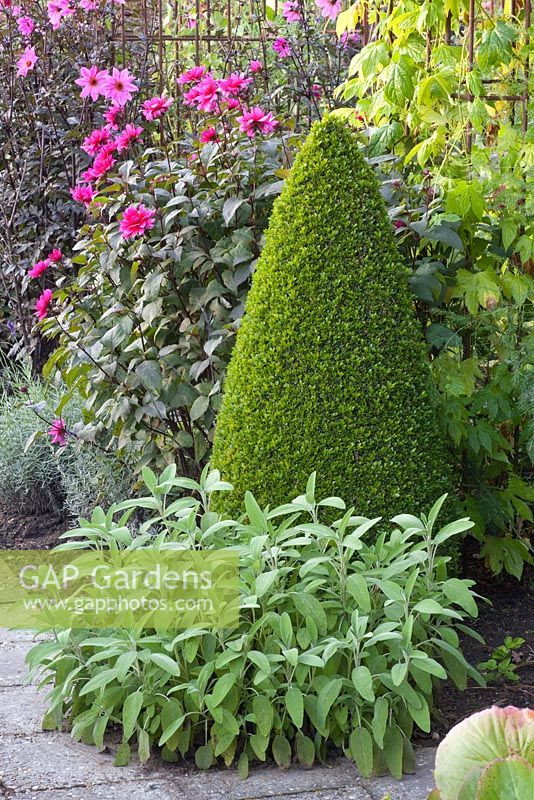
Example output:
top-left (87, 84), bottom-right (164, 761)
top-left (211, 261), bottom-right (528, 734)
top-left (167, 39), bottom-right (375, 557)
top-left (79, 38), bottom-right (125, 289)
top-left (211, 116), bottom-right (453, 519)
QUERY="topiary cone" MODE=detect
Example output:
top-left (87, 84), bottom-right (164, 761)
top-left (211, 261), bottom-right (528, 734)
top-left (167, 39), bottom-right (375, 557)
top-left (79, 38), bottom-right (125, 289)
top-left (211, 116), bottom-right (453, 519)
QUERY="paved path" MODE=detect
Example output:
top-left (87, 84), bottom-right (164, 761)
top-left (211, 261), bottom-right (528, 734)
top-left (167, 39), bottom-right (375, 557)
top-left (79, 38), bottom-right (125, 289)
top-left (0, 629), bottom-right (436, 800)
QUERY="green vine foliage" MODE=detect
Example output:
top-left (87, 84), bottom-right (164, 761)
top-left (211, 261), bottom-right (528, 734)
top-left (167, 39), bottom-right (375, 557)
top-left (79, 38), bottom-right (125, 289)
top-left (337, 0), bottom-right (534, 577)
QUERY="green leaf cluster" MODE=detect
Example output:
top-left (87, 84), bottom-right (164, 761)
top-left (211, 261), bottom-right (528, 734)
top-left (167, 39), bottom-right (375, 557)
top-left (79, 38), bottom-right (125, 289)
top-left (27, 468), bottom-right (483, 777)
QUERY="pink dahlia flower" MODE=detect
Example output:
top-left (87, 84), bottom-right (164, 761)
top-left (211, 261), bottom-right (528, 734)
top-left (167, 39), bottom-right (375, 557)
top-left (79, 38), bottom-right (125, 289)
top-left (48, 419), bottom-right (67, 446)
top-left (249, 60), bottom-right (263, 73)
top-left (218, 72), bottom-right (252, 97)
top-left (102, 67), bottom-right (138, 107)
top-left (82, 126), bottom-right (111, 156)
top-left (177, 65), bottom-right (206, 85)
top-left (200, 127), bottom-right (219, 144)
top-left (119, 204), bottom-right (156, 239)
top-left (28, 259), bottom-right (50, 279)
top-left (183, 85), bottom-right (200, 106)
top-left (283, 1), bottom-right (301, 23)
top-left (273, 37), bottom-right (291, 58)
top-left (47, 0), bottom-right (74, 30)
top-left (142, 94), bottom-right (173, 121)
top-left (17, 15), bottom-right (34, 36)
top-left (315, 0), bottom-right (341, 20)
top-left (16, 46), bottom-right (37, 77)
top-left (104, 104), bottom-right (122, 129)
top-left (49, 249), bottom-right (62, 263)
top-left (35, 288), bottom-right (53, 320)
top-left (237, 106), bottom-right (278, 138)
top-left (75, 65), bottom-right (109, 102)
top-left (115, 124), bottom-right (143, 153)
top-left (90, 150), bottom-right (115, 179)
top-left (194, 75), bottom-right (220, 112)
top-left (70, 184), bottom-right (95, 206)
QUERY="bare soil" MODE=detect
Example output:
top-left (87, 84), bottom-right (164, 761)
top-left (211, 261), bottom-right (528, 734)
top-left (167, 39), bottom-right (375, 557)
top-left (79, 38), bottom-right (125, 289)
top-left (0, 501), bottom-right (68, 549)
top-left (432, 539), bottom-right (534, 737)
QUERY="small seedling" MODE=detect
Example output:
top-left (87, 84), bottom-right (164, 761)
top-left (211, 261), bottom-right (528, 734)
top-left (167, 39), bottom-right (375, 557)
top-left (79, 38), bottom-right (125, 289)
top-left (477, 636), bottom-right (525, 683)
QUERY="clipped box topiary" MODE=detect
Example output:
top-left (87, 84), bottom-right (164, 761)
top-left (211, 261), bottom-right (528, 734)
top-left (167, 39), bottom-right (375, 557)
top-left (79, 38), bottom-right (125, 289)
top-left (211, 116), bottom-right (453, 520)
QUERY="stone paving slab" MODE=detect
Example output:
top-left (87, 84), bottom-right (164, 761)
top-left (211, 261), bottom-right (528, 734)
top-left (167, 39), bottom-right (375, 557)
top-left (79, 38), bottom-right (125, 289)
top-left (0, 731), bottom-right (436, 800)
top-left (0, 625), bottom-right (44, 644)
top-left (0, 734), bottom-right (144, 793)
top-left (0, 734), bottom-right (366, 796)
top-left (252, 792), bottom-right (369, 800)
top-left (0, 640), bottom-right (32, 688)
top-left (9, 785), bottom-right (375, 800)
top-left (9, 783), bottom-right (177, 800)
top-left (5, 773), bottom-right (375, 800)
top-left (360, 748), bottom-right (436, 800)
top-left (0, 686), bottom-right (47, 736)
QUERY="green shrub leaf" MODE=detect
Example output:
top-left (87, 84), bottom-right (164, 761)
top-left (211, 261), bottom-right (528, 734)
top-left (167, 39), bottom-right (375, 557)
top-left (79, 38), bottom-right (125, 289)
top-left (349, 726), bottom-right (374, 777)
top-left (114, 742), bottom-right (131, 767)
top-left (272, 734), bottom-right (292, 768)
top-left (285, 686), bottom-right (304, 729)
top-left (122, 691), bottom-right (144, 741)
top-left (352, 666), bottom-right (375, 702)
